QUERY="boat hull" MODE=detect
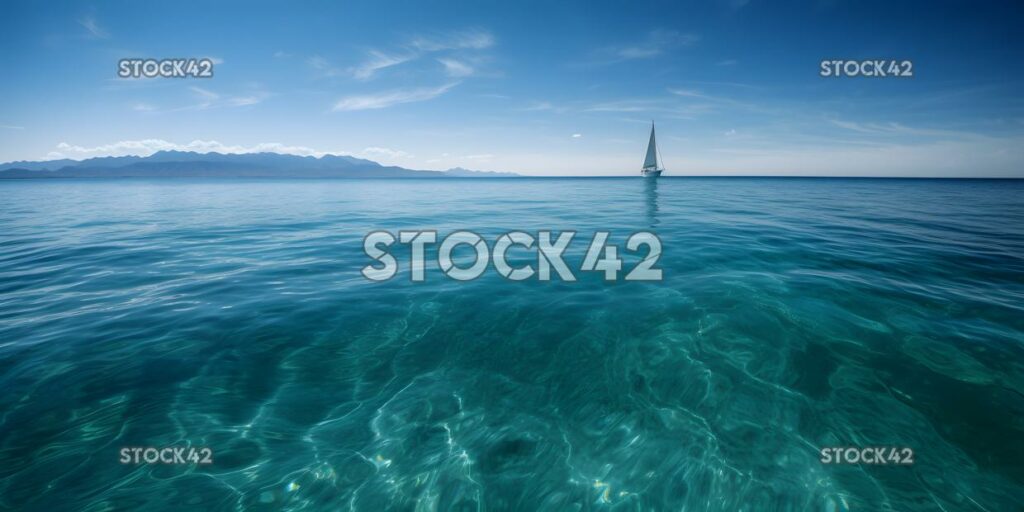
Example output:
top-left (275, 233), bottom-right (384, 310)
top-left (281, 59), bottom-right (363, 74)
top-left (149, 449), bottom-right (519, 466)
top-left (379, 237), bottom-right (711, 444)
top-left (641, 169), bottom-right (662, 178)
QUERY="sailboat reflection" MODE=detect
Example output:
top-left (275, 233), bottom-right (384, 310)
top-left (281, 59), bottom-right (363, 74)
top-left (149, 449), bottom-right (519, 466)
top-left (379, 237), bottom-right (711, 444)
top-left (644, 177), bottom-right (659, 226)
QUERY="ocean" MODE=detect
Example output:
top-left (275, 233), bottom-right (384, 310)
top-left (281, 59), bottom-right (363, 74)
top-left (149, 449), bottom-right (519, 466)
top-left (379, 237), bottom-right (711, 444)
top-left (0, 177), bottom-right (1022, 511)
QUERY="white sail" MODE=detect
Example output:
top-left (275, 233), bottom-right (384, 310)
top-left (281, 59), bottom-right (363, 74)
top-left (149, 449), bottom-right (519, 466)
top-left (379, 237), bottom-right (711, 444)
top-left (642, 124), bottom-right (658, 170)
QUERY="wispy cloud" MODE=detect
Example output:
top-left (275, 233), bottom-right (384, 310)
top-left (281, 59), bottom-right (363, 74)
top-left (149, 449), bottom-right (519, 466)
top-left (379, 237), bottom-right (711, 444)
top-left (189, 86), bottom-right (268, 109)
top-left (670, 80), bottom-right (760, 90)
top-left (584, 99), bottom-right (668, 113)
top-left (667, 87), bottom-right (772, 115)
top-left (409, 29), bottom-right (494, 52)
top-left (134, 86), bottom-right (269, 113)
top-left (352, 51), bottom-right (415, 80)
top-left (572, 133), bottom-right (582, 139)
top-left (333, 82), bottom-right (459, 111)
top-left (314, 29), bottom-right (495, 82)
top-left (829, 119), bottom-right (983, 140)
top-left (523, 101), bottom-right (567, 113)
top-left (361, 146), bottom-right (413, 159)
top-left (102, 75), bottom-right (179, 91)
top-left (227, 94), bottom-right (266, 107)
top-left (589, 30), bottom-right (699, 65)
top-left (438, 58), bottom-right (474, 77)
top-left (78, 15), bottom-right (109, 39)
top-left (189, 86), bottom-right (220, 105)
top-left (522, 89), bottom-right (739, 121)
top-left (525, 96), bottom-right (712, 118)
top-left (44, 139), bottom-right (350, 160)
top-left (307, 56), bottom-right (345, 77)
top-left (1, 124), bottom-right (25, 130)
top-left (667, 88), bottom-right (710, 99)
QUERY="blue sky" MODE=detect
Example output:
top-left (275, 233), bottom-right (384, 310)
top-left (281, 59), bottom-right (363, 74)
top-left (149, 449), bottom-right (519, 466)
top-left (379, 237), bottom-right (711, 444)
top-left (1, 0), bottom-right (1022, 176)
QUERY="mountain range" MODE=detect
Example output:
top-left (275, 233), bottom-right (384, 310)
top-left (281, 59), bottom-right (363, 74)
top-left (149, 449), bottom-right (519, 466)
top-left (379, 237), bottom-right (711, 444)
top-left (0, 151), bottom-right (519, 179)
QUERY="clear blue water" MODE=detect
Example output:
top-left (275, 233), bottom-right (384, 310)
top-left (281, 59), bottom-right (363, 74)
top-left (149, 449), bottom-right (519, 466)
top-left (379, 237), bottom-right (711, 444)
top-left (1, 177), bottom-right (1023, 511)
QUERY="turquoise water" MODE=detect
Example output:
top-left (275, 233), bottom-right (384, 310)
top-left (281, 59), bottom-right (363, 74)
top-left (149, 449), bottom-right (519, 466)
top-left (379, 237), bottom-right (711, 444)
top-left (1, 177), bottom-right (1022, 511)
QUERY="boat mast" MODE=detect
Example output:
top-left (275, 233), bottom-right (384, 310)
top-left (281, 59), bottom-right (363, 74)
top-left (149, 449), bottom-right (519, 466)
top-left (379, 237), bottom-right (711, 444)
top-left (643, 121), bottom-right (659, 172)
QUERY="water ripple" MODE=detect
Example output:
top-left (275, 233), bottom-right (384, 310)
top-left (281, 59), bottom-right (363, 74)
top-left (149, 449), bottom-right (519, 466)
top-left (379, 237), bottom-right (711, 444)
top-left (0, 177), bottom-right (1022, 510)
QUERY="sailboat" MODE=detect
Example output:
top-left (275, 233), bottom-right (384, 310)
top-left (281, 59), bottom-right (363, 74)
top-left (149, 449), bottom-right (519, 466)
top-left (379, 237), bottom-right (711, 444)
top-left (641, 122), bottom-right (664, 178)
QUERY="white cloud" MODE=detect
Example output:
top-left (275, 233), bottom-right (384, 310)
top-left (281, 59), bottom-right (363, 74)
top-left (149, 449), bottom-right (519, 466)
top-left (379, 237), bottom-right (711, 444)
top-left (524, 97), bottom-right (702, 116)
top-left (667, 87), bottom-right (767, 115)
top-left (410, 29), bottom-right (494, 52)
top-left (584, 99), bottom-right (666, 113)
top-left (597, 30), bottom-right (699, 64)
top-left (43, 139), bottom-right (351, 160)
top-left (335, 29), bottom-right (494, 82)
top-left (438, 58), bottom-right (474, 77)
top-left (523, 101), bottom-right (567, 113)
top-left (572, 133), bottom-right (582, 138)
top-left (303, 29), bottom-right (496, 111)
top-left (78, 15), bottom-right (109, 39)
top-left (352, 50), bottom-right (415, 80)
top-left (226, 95), bottom-right (266, 107)
top-left (361, 146), bottom-right (412, 159)
top-left (333, 82), bottom-right (459, 111)
top-left (829, 119), bottom-right (981, 139)
top-left (189, 86), bottom-right (219, 102)
top-left (134, 86), bottom-right (268, 112)
top-left (307, 56), bottom-right (345, 77)
top-left (668, 88), bottom-right (709, 99)
top-left (615, 46), bottom-right (660, 60)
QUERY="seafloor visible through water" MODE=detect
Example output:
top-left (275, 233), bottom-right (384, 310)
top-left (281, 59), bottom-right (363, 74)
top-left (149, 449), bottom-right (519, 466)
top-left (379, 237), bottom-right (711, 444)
top-left (1, 177), bottom-right (1022, 511)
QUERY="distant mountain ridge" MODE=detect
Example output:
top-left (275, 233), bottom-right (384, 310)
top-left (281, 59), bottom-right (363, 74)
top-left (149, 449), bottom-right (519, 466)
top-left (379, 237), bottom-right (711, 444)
top-left (0, 151), bottom-right (519, 179)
